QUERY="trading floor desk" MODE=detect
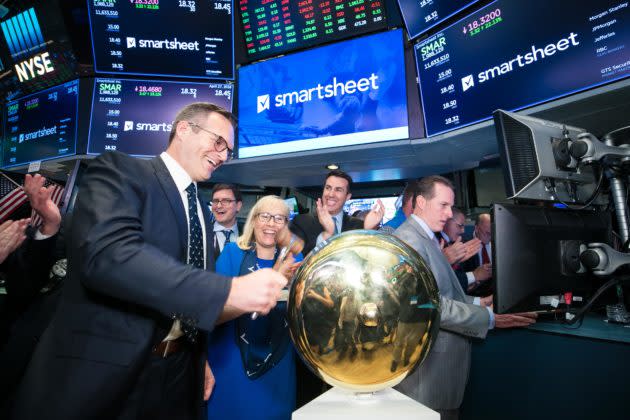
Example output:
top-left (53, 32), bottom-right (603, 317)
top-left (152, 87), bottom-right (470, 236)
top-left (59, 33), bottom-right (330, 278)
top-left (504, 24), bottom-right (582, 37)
top-left (460, 314), bottom-right (630, 420)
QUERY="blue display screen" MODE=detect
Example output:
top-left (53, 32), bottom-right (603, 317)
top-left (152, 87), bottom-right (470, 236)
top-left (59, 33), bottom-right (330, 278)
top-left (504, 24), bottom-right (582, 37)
top-left (415, 0), bottom-right (630, 137)
top-left (88, 78), bottom-right (233, 157)
top-left (87, 0), bottom-right (234, 79)
top-left (397, 0), bottom-right (480, 39)
top-left (2, 79), bottom-right (79, 168)
top-left (238, 29), bottom-right (409, 158)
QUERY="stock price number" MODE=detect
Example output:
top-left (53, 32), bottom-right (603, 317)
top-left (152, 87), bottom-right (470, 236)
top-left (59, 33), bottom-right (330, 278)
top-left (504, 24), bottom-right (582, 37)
top-left (181, 87), bottom-right (198, 98)
top-left (444, 115), bottom-right (460, 125)
top-left (178, 0), bottom-right (196, 12)
top-left (442, 99), bottom-right (457, 110)
top-left (462, 8), bottom-right (501, 35)
top-left (110, 50), bottom-right (122, 57)
top-left (215, 89), bottom-right (231, 100)
top-left (106, 24), bottom-right (120, 32)
top-left (214, 2), bottom-right (231, 14)
top-left (424, 11), bottom-right (437, 23)
top-left (437, 68), bottom-right (452, 81)
top-left (439, 84), bottom-right (455, 95)
top-left (112, 63), bottom-right (124, 70)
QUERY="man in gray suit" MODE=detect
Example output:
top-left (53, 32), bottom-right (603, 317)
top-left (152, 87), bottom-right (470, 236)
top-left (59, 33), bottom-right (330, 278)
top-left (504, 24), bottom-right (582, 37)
top-left (394, 175), bottom-right (536, 420)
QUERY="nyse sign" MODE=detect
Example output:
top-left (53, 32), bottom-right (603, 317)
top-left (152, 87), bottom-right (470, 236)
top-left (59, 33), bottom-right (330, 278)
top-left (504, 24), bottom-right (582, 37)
top-left (14, 51), bottom-right (55, 83)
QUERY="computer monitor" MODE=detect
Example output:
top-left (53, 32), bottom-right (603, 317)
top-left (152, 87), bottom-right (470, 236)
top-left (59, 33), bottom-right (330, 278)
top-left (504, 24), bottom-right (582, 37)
top-left (343, 196), bottom-right (398, 224)
top-left (493, 109), bottom-right (600, 204)
top-left (493, 203), bottom-right (611, 314)
top-left (284, 196), bottom-right (299, 221)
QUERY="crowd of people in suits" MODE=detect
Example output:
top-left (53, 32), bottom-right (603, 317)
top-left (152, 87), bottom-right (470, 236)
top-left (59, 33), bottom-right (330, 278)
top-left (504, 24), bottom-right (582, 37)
top-left (0, 102), bottom-right (537, 420)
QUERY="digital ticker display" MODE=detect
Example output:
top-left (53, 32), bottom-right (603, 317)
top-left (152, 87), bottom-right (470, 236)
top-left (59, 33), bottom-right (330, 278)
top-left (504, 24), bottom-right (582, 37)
top-left (240, 0), bottom-right (388, 61)
top-left (415, 0), bottom-right (630, 136)
top-left (238, 29), bottom-right (408, 158)
top-left (2, 79), bottom-right (79, 168)
top-left (87, 0), bottom-right (233, 79)
top-left (88, 78), bottom-right (233, 157)
top-left (397, 0), bottom-right (481, 39)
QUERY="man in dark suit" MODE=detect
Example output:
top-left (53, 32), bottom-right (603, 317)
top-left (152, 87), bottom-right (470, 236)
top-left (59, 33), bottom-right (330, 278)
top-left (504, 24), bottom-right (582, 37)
top-left (393, 176), bottom-right (536, 420)
top-left (12, 103), bottom-right (287, 420)
top-left (461, 213), bottom-right (492, 295)
top-left (290, 169), bottom-right (383, 256)
top-left (210, 183), bottom-right (242, 259)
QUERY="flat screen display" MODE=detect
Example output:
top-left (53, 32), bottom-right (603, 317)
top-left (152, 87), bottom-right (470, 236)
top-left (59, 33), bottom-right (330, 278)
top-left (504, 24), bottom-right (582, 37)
top-left (238, 29), bottom-right (408, 158)
top-left (343, 196), bottom-right (398, 224)
top-left (397, 0), bottom-right (481, 39)
top-left (239, 0), bottom-right (387, 61)
top-left (0, 1), bottom-right (79, 101)
top-left (87, 0), bottom-right (234, 79)
top-left (2, 79), bottom-right (79, 168)
top-left (415, 0), bottom-right (630, 137)
top-left (88, 78), bottom-right (234, 157)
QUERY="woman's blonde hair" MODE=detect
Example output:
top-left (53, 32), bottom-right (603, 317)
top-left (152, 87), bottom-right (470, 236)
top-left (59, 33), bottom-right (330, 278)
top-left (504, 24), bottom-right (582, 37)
top-left (236, 195), bottom-right (290, 250)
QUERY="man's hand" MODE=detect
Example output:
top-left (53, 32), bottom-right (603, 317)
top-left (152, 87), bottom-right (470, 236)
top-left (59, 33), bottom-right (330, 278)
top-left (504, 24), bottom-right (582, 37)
top-left (204, 360), bottom-right (215, 401)
top-left (363, 199), bottom-right (384, 230)
top-left (0, 219), bottom-right (29, 263)
top-left (480, 295), bottom-right (493, 308)
top-left (224, 268), bottom-right (287, 315)
top-left (275, 252), bottom-right (302, 280)
top-left (461, 238), bottom-right (482, 263)
top-left (494, 312), bottom-right (537, 328)
top-left (24, 174), bottom-right (61, 236)
top-left (473, 263), bottom-right (492, 281)
top-left (442, 238), bottom-right (467, 264)
top-left (315, 198), bottom-right (335, 240)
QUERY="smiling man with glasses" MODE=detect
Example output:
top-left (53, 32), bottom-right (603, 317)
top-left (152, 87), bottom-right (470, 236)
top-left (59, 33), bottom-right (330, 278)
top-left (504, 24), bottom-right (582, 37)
top-left (13, 103), bottom-right (290, 420)
top-left (211, 183), bottom-right (243, 259)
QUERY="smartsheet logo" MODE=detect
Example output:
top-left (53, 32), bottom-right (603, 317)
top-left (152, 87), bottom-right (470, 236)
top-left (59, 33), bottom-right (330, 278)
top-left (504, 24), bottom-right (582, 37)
top-left (18, 125), bottom-right (58, 143)
top-left (123, 121), bottom-right (173, 132)
top-left (462, 32), bottom-right (580, 92)
top-left (125, 36), bottom-right (199, 51)
top-left (257, 94), bottom-right (270, 113)
top-left (258, 74), bottom-right (379, 111)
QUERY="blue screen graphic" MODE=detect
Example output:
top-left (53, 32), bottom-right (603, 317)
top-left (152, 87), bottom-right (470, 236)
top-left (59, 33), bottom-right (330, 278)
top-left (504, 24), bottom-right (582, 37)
top-left (2, 79), bottom-right (79, 168)
top-left (415, 0), bottom-right (630, 137)
top-left (88, 78), bottom-right (233, 157)
top-left (87, 0), bottom-right (234, 79)
top-left (397, 0), bottom-right (480, 39)
top-left (238, 29), bottom-right (409, 158)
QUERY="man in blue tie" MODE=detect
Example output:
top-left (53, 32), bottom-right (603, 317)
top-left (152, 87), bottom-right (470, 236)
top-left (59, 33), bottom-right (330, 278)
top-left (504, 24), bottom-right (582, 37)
top-left (13, 103), bottom-right (288, 420)
top-left (210, 183), bottom-right (242, 259)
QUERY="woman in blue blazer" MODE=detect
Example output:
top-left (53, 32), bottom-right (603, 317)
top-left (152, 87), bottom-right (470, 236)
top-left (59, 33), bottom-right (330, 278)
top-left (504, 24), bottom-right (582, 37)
top-left (207, 195), bottom-right (303, 420)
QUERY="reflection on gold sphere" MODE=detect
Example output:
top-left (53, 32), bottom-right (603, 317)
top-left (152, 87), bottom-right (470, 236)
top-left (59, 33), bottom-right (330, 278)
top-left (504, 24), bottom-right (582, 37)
top-left (288, 230), bottom-right (440, 392)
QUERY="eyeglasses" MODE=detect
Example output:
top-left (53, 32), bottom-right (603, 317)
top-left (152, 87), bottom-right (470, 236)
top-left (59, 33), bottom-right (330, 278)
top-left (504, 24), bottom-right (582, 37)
top-left (454, 222), bottom-right (465, 229)
top-left (188, 121), bottom-right (234, 161)
top-left (257, 212), bottom-right (288, 225)
top-left (211, 199), bottom-right (236, 206)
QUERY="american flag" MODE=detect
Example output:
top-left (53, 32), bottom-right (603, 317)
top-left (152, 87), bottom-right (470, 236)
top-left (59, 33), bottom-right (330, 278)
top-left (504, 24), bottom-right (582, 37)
top-left (0, 174), bottom-right (28, 222)
top-left (30, 180), bottom-right (65, 228)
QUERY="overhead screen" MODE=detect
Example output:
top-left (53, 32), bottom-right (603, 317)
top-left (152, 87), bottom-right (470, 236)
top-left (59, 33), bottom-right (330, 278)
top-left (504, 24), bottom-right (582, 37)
top-left (239, 0), bottom-right (388, 61)
top-left (344, 196), bottom-right (398, 224)
top-left (414, 0), bottom-right (630, 137)
top-left (87, 0), bottom-right (233, 79)
top-left (397, 0), bottom-right (480, 40)
top-left (0, 1), bottom-right (79, 101)
top-left (238, 29), bottom-right (408, 158)
top-left (2, 79), bottom-right (79, 168)
top-left (88, 78), bottom-right (233, 157)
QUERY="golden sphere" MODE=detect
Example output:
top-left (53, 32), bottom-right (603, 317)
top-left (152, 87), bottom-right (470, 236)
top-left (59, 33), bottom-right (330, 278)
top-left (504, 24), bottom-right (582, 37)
top-left (288, 230), bottom-right (440, 392)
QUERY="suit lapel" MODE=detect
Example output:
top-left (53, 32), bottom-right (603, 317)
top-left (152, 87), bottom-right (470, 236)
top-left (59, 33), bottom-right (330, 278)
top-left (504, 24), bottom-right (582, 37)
top-left (150, 157), bottom-right (187, 254)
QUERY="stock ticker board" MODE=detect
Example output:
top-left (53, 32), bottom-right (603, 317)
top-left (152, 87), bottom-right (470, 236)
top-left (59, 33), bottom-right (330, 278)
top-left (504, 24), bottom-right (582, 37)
top-left (239, 0), bottom-right (388, 61)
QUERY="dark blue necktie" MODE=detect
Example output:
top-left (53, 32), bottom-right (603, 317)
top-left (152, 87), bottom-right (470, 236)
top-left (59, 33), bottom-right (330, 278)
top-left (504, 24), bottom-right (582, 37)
top-left (185, 183), bottom-right (204, 269)
top-left (222, 229), bottom-right (232, 244)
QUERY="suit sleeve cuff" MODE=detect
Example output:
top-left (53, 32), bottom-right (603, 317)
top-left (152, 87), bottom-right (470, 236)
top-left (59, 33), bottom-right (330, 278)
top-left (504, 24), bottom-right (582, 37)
top-left (486, 307), bottom-right (495, 330)
top-left (34, 230), bottom-right (54, 240)
top-left (466, 271), bottom-right (475, 284)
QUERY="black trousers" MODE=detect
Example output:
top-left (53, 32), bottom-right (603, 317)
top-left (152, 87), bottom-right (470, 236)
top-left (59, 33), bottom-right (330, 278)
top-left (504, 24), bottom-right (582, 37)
top-left (118, 345), bottom-right (198, 420)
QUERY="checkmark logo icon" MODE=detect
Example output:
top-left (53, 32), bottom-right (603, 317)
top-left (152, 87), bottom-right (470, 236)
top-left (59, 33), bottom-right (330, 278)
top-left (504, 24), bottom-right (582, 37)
top-left (257, 94), bottom-right (270, 113)
top-left (461, 75), bottom-right (474, 92)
